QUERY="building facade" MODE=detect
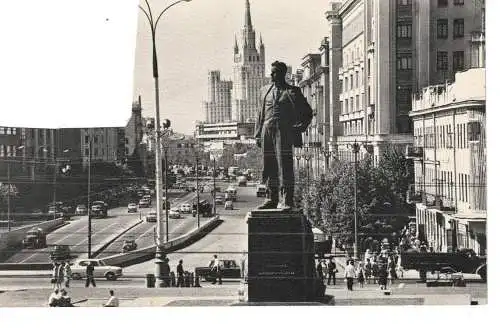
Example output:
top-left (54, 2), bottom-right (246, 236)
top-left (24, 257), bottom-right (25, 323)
top-left (203, 71), bottom-right (233, 123)
top-left (195, 121), bottom-right (255, 147)
top-left (408, 67), bottom-right (485, 255)
top-left (232, 0), bottom-right (268, 123)
top-left (81, 127), bottom-right (125, 168)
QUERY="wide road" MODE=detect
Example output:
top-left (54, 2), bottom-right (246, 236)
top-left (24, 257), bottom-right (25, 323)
top-left (3, 205), bottom-right (148, 264)
top-left (125, 183), bottom-right (260, 280)
top-left (96, 181), bottom-right (234, 258)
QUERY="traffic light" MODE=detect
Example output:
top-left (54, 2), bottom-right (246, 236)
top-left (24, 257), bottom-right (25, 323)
top-left (163, 119), bottom-right (171, 130)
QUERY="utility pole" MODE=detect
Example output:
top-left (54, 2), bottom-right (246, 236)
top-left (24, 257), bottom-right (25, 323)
top-left (352, 140), bottom-right (360, 260)
top-left (87, 133), bottom-right (92, 258)
top-left (7, 162), bottom-right (11, 232)
top-left (164, 143), bottom-right (169, 241)
top-left (212, 154), bottom-right (216, 216)
top-left (195, 149), bottom-right (200, 228)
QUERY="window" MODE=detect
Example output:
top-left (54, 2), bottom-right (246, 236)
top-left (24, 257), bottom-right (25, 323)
top-left (12, 128), bottom-right (17, 135)
top-left (355, 71), bottom-right (359, 88)
top-left (398, 0), bottom-right (411, 5)
top-left (437, 51), bottom-right (448, 70)
top-left (350, 97), bottom-right (354, 112)
top-left (453, 19), bottom-right (464, 38)
top-left (457, 124), bottom-right (462, 148)
top-left (356, 95), bottom-right (360, 111)
top-left (0, 127), bottom-right (4, 134)
top-left (397, 54), bottom-right (412, 70)
top-left (453, 0), bottom-right (464, 5)
top-left (350, 74), bottom-right (353, 89)
top-left (344, 77), bottom-right (348, 92)
top-left (397, 23), bottom-right (412, 38)
top-left (453, 51), bottom-right (465, 71)
top-left (438, 0), bottom-right (448, 7)
top-left (340, 101), bottom-right (344, 114)
top-left (437, 19), bottom-right (448, 39)
top-left (468, 121), bottom-right (481, 141)
top-left (367, 59), bottom-right (371, 76)
top-left (0, 145), bottom-right (4, 157)
top-left (85, 135), bottom-right (89, 144)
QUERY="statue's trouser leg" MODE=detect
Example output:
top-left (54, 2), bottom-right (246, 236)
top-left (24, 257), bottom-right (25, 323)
top-left (275, 125), bottom-right (294, 206)
top-left (262, 124), bottom-right (279, 203)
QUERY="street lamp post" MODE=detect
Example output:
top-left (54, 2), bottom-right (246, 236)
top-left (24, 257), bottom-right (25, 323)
top-left (195, 147), bottom-right (200, 228)
top-left (321, 147), bottom-right (333, 171)
top-left (350, 140), bottom-right (361, 260)
top-left (87, 135), bottom-right (92, 258)
top-left (139, 0), bottom-right (192, 287)
top-left (301, 147), bottom-right (312, 193)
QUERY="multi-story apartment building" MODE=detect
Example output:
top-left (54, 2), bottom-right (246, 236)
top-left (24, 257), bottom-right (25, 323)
top-left (328, 0), bottom-right (484, 163)
top-left (203, 71), bottom-right (233, 123)
top-left (408, 67), bottom-right (485, 255)
top-left (232, 0), bottom-right (268, 123)
top-left (195, 121), bottom-right (255, 148)
top-left (81, 127), bottom-right (125, 168)
top-left (294, 38), bottom-right (331, 177)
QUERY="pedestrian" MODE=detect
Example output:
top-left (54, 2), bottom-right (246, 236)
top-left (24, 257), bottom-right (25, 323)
top-left (103, 289), bottom-right (119, 307)
top-left (64, 261), bottom-right (72, 288)
top-left (327, 258), bottom-right (337, 285)
top-left (48, 288), bottom-right (61, 307)
top-left (56, 261), bottom-right (64, 289)
top-left (378, 263), bottom-right (388, 290)
top-left (316, 260), bottom-right (324, 283)
top-left (372, 260), bottom-right (379, 285)
top-left (85, 261), bottom-right (96, 288)
top-left (255, 60), bottom-right (313, 210)
top-left (51, 262), bottom-right (59, 289)
top-left (344, 260), bottom-right (356, 291)
top-left (210, 255), bottom-right (222, 285)
top-left (364, 258), bottom-right (372, 285)
top-left (357, 263), bottom-right (365, 288)
top-left (59, 289), bottom-right (73, 307)
top-left (164, 258), bottom-right (171, 287)
top-left (176, 259), bottom-right (184, 287)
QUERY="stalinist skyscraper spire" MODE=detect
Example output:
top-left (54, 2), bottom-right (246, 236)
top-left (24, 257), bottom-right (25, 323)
top-left (232, 0), bottom-right (267, 123)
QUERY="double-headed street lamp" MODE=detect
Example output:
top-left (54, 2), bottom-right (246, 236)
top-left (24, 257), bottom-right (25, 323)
top-left (321, 145), bottom-right (334, 171)
top-left (301, 147), bottom-right (313, 193)
top-left (139, 0), bottom-right (192, 287)
top-left (349, 140), bottom-right (362, 260)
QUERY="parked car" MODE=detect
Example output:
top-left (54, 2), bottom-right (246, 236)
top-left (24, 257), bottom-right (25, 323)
top-left (49, 245), bottom-right (71, 262)
top-left (70, 259), bottom-right (123, 281)
top-left (75, 205), bottom-right (87, 215)
top-left (122, 238), bottom-right (137, 253)
top-left (168, 208), bottom-right (181, 219)
top-left (195, 259), bottom-right (241, 282)
top-left (127, 203), bottom-right (138, 213)
top-left (256, 184), bottom-right (267, 197)
top-left (179, 203), bottom-right (191, 213)
top-left (138, 199), bottom-right (150, 208)
top-left (224, 200), bottom-right (234, 210)
top-left (146, 211), bottom-right (157, 223)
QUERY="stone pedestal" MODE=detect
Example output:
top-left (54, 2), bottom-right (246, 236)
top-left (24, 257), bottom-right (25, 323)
top-left (247, 209), bottom-right (325, 303)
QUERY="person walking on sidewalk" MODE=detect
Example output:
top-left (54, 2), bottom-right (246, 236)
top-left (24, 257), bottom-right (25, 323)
top-left (316, 260), bottom-right (324, 284)
top-left (51, 262), bottom-right (59, 289)
top-left (344, 260), bottom-right (356, 291)
top-left (210, 255), bottom-right (222, 285)
top-left (176, 259), bottom-right (185, 287)
top-left (327, 258), bottom-right (337, 285)
top-left (357, 262), bottom-right (365, 288)
top-left (103, 290), bottom-right (119, 307)
top-left (85, 261), bottom-right (96, 288)
top-left (364, 258), bottom-right (372, 285)
top-left (63, 261), bottom-right (72, 288)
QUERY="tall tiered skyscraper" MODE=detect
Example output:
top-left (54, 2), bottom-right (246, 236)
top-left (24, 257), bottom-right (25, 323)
top-left (232, 0), bottom-right (268, 123)
top-left (203, 70), bottom-right (233, 123)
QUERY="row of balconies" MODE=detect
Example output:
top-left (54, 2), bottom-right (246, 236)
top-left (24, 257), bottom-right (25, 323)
top-left (406, 186), bottom-right (456, 211)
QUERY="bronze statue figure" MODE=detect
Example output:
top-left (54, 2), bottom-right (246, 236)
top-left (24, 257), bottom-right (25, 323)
top-left (255, 61), bottom-right (312, 210)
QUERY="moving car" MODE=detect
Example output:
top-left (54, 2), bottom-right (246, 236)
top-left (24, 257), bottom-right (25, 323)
top-left (192, 200), bottom-right (213, 217)
top-left (49, 245), bottom-right (71, 262)
top-left (168, 208), bottom-right (181, 219)
top-left (224, 200), bottom-right (234, 210)
top-left (90, 201), bottom-right (108, 218)
top-left (146, 211), bottom-right (157, 223)
top-left (237, 175), bottom-right (247, 186)
top-left (75, 205), bottom-right (87, 215)
top-left (138, 199), bottom-right (150, 208)
top-left (22, 228), bottom-right (47, 249)
top-left (127, 203), bottom-right (138, 213)
top-left (256, 185), bottom-right (267, 197)
top-left (215, 195), bottom-right (224, 205)
top-left (195, 259), bottom-right (241, 282)
top-left (179, 203), bottom-right (191, 213)
top-left (122, 238), bottom-right (137, 253)
top-left (70, 259), bottom-right (123, 281)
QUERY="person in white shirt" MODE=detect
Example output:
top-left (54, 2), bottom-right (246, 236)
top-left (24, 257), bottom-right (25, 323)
top-left (344, 260), bottom-right (356, 291)
top-left (103, 289), bottom-right (119, 307)
top-left (210, 255), bottom-right (222, 285)
top-left (48, 289), bottom-right (61, 307)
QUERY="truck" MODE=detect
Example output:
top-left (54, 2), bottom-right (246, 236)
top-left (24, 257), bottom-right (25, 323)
top-left (90, 200), bottom-right (108, 218)
top-left (192, 199), bottom-right (213, 217)
top-left (22, 228), bottom-right (47, 249)
top-left (399, 248), bottom-right (487, 282)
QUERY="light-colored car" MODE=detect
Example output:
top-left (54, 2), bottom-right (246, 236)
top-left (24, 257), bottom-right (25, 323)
top-left (180, 203), bottom-right (191, 213)
top-left (224, 200), bottom-right (234, 210)
top-left (215, 195), bottom-right (224, 205)
top-left (127, 203), bottom-right (138, 213)
top-left (146, 211), bottom-right (157, 223)
top-left (138, 199), bottom-right (150, 208)
top-left (75, 205), bottom-right (87, 215)
top-left (168, 208), bottom-right (181, 219)
top-left (70, 259), bottom-right (123, 281)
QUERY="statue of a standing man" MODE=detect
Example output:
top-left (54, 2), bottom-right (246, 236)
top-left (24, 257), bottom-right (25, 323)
top-left (255, 61), bottom-right (313, 210)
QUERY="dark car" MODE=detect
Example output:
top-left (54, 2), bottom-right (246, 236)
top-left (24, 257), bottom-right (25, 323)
top-left (22, 228), bottom-right (47, 249)
top-left (122, 238), bottom-right (137, 253)
top-left (195, 259), bottom-right (241, 282)
top-left (49, 245), bottom-right (71, 261)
